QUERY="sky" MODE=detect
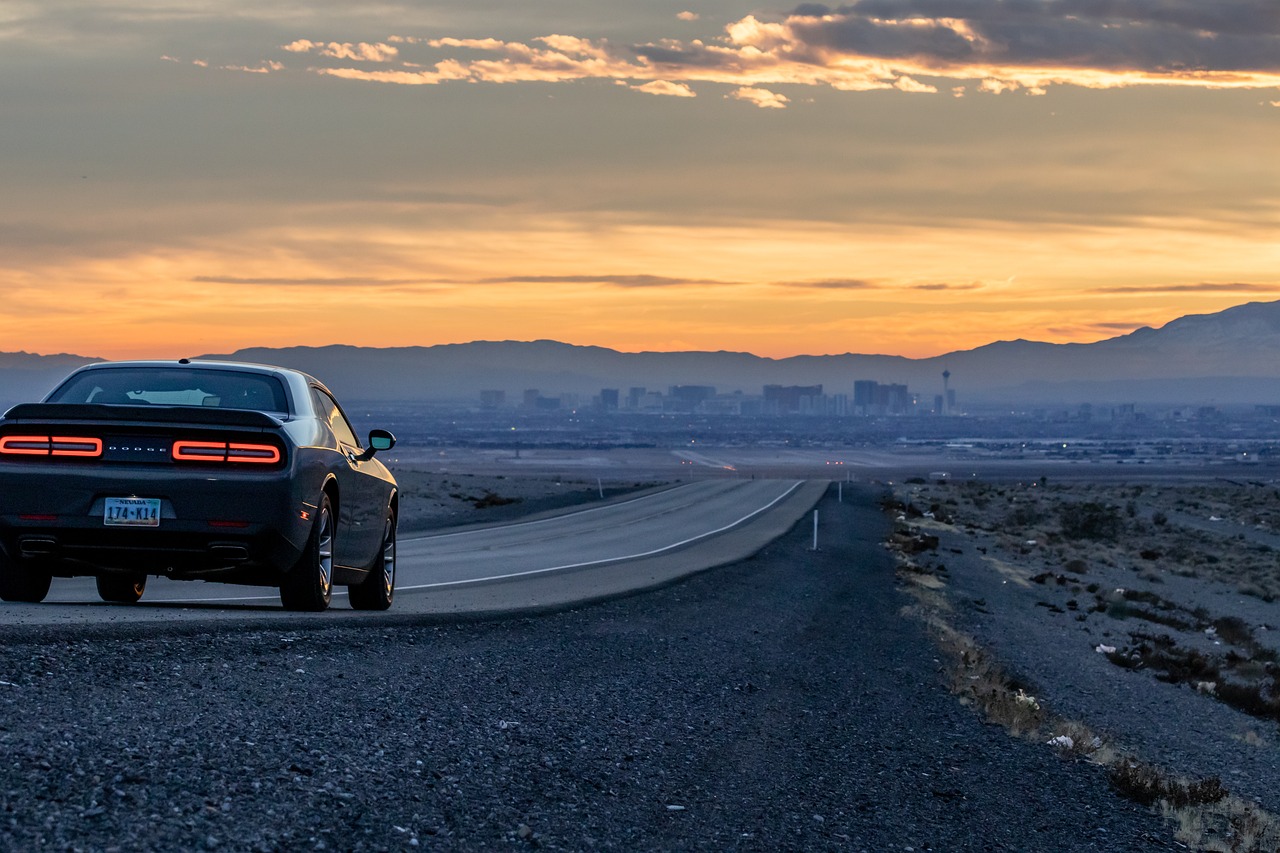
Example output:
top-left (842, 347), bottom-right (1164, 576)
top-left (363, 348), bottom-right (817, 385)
top-left (2, 0), bottom-right (1278, 360)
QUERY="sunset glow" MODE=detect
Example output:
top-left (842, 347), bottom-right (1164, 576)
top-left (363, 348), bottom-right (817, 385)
top-left (2, 1), bottom-right (1278, 359)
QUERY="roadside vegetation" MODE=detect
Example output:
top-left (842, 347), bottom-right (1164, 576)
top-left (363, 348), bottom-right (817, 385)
top-left (887, 478), bottom-right (1280, 853)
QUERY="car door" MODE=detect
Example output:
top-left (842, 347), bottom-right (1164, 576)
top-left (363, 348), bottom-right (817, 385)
top-left (311, 387), bottom-right (384, 568)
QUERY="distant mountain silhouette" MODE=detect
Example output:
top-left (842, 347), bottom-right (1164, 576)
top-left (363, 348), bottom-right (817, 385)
top-left (0, 351), bottom-right (99, 408)
top-left (206, 301), bottom-right (1280, 405)
top-left (4, 301), bottom-right (1280, 408)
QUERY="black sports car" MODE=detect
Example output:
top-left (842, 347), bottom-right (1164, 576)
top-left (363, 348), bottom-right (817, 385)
top-left (0, 360), bottom-right (398, 611)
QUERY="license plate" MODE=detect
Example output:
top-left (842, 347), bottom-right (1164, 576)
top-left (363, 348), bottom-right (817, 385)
top-left (104, 497), bottom-right (161, 527)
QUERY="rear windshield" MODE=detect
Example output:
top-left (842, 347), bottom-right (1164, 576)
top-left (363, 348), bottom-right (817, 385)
top-left (47, 367), bottom-right (290, 414)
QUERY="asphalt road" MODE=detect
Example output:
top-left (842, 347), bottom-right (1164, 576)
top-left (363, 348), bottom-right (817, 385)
top-left (0, 485), bottom-right (1174, 851)
top-left (2, 480), bottom-right (824, 627)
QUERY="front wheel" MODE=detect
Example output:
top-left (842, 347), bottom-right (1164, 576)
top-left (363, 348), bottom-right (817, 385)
top-left (96, 573), bottom-right (146, 604)
top-left (349, 509), bottom-right (395, 611)
top-left (280, 494), bottom-right (335, 612)
top-left (0, 555), bottom-right (52, 603)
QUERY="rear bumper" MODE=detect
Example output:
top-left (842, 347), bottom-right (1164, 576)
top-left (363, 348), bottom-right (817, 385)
top-left (0, 464), bottom-right (315, 583)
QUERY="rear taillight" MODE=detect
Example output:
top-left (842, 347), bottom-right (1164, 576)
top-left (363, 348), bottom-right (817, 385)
top-left (172, 440), bottom-right (281, 464)
top-left (0, 435), bottom-right (103, 458)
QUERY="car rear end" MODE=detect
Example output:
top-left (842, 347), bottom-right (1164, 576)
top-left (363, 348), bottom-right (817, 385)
top-left (0, 402), bottom-right (312, 583)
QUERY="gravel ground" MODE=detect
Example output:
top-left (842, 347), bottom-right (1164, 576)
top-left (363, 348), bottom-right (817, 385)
top-left (0, 486), bottom-right (1174, 851)
top-left (892, 479), bottom-right (1280, 815)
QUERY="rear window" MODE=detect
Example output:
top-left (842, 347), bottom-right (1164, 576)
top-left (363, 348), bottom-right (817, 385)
top-left (47, 367), bottom-right (290, 414)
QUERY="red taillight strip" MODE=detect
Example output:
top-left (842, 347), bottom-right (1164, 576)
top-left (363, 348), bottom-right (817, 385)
top-left (0, 435), bottom-right (102, 458)
top-left (173, 440), bottom-right (280, 464)
top-left (0, 436), bottom-right (51, 455)
top-left (228, 443), bottom-right (280, 464)
top-left (173, 440), bottom-right (228, 462)
top-left (51, 436), bottom-right (103, 457)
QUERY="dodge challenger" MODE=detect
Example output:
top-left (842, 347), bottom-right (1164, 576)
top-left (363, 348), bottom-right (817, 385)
top-left (0, 359), bottom-right (398, 611)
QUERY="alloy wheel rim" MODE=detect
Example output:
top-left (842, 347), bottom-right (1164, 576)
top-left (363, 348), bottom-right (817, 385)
top-left (382, 519), bottom-right (396, 597)
top-left (317, 506), bottom-right (333, 595)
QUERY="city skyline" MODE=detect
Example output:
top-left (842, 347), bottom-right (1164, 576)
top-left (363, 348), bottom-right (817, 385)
top-left (2, 1), bottom-right (1278, 360)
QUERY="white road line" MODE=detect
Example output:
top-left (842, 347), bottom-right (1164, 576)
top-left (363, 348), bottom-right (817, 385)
top-left (148, 480), bottom-right (802, 603)
top-left (396, 480), bottom-right (802, 591)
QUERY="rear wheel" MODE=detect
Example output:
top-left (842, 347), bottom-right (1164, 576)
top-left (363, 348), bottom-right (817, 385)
top-left (0, 555), bottom-right (52, 603)
top-left (349, 509), bottom-right (395, 611)
top-left (280, 494), bottom-right (334, 612)
top-left (96, 573), bottom-right (146, 604)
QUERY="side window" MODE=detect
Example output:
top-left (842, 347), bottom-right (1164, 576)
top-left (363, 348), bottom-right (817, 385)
top-left (312, 388), bottom-right (360, 448)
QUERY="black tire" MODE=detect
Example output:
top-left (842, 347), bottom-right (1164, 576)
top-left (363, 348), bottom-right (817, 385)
top-left (280, 494), bottom-right (334, 612)
top-left (0, 555), bottom-right (52, 603)
top-left (96, 573), bottom-right (146, 604)
top-left (349, 509), bottom-right (395, 611)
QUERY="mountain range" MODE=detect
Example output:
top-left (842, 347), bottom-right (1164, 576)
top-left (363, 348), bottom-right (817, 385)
top-left (5, 300), bottom-right (1280, 408)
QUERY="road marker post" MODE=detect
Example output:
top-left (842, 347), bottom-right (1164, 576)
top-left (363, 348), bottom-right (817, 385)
top-left (811, 509), bottom-right (819, 551)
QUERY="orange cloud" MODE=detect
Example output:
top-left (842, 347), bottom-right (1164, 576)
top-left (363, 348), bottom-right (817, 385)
top-left (240, 5), bottom-right (1280, 98)
top-left (630, 80), bottom-right (696, 98)
top-left (727, 86), bottom-right (790, 108)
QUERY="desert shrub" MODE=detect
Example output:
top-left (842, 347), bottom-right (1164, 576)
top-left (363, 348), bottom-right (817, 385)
top-left (1152, 511), bottom-right (1169, 526)
top-left (473, 492), bottom-right (521, 509)
top-left (1238, 582), bottom-right (1276, 603)
top-left (1213, 616), bottom-right (1255, 647)
top-left (1110, 762), bottom-right (1228, 808)
top-left (1059, 502), bottom-right (1123, 541)
top-left (1005, 503), bottom-right (1044, 528)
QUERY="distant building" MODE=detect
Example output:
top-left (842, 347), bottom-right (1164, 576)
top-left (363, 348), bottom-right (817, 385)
top-left (853, 380), bottom-right (879, 414)
top-left (479, 390), bottom-right (506, 409)
top-left (668, 385), bottom-right (715, 411)
top-left (599, 388), bottom-right (619, 411)
top-left (522, 389), bottom-right (541, 409)
top-left (627, 387), bottom-right (646, 410)
top-left (764, 384), bottom-right (823, 415)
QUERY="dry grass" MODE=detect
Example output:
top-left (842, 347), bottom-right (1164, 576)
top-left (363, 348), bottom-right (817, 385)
top-left (885, 490), bottom-right (1280, 853)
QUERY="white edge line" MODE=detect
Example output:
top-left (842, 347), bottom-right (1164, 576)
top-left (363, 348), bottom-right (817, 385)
top-left (396, 480), bottom-right (804, 591)
top-left (148, 480), bottom-right (800, 604)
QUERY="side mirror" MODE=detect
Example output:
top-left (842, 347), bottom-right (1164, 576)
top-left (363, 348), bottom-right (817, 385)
top-left (368, 429), bottom-right (396, 453)
top-left (358, 429), bottom-right (396, 460)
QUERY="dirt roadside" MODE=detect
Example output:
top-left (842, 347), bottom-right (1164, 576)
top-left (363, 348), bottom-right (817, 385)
top-left (888, 476), bottom-right (1280, 850)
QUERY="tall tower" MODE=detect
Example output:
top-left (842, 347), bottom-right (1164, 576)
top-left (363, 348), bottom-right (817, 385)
top-left (941, 370), bottom-right (951, 416)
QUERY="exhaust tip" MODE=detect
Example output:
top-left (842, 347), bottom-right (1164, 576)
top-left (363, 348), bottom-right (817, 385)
top-left (17, 536), bottom-right (59, 557)
top-left (208, 544), bottom-right (250, 563)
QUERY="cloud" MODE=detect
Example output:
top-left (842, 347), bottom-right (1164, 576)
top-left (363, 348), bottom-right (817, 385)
top-left (1091, 322), bottom-right (1150, 331)
top-left (893, 76), bottom-right (936, 94)
top-left (776, 279), bottom-right (877, 289)
top-left (677, 12), bottom-right (700, 22)
top-left (727, 86), bottom-right (790, 108)
top-left (193, 275), bottom-right (433, 287)
top-left (774, 279), bottom-right (984, 290)
top-left (630, 80), bottom-right (696, 98)
top-left (282, 40), bottom-right (398, 62)
top-left (480, 274), bottom-right (735, 288)
top-left (1091, 282), bottom-right (1280, 294)
top-left (214, 2), bottom-right (1280, 100)
top-left (220, 61), bottom-right (283, 74)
